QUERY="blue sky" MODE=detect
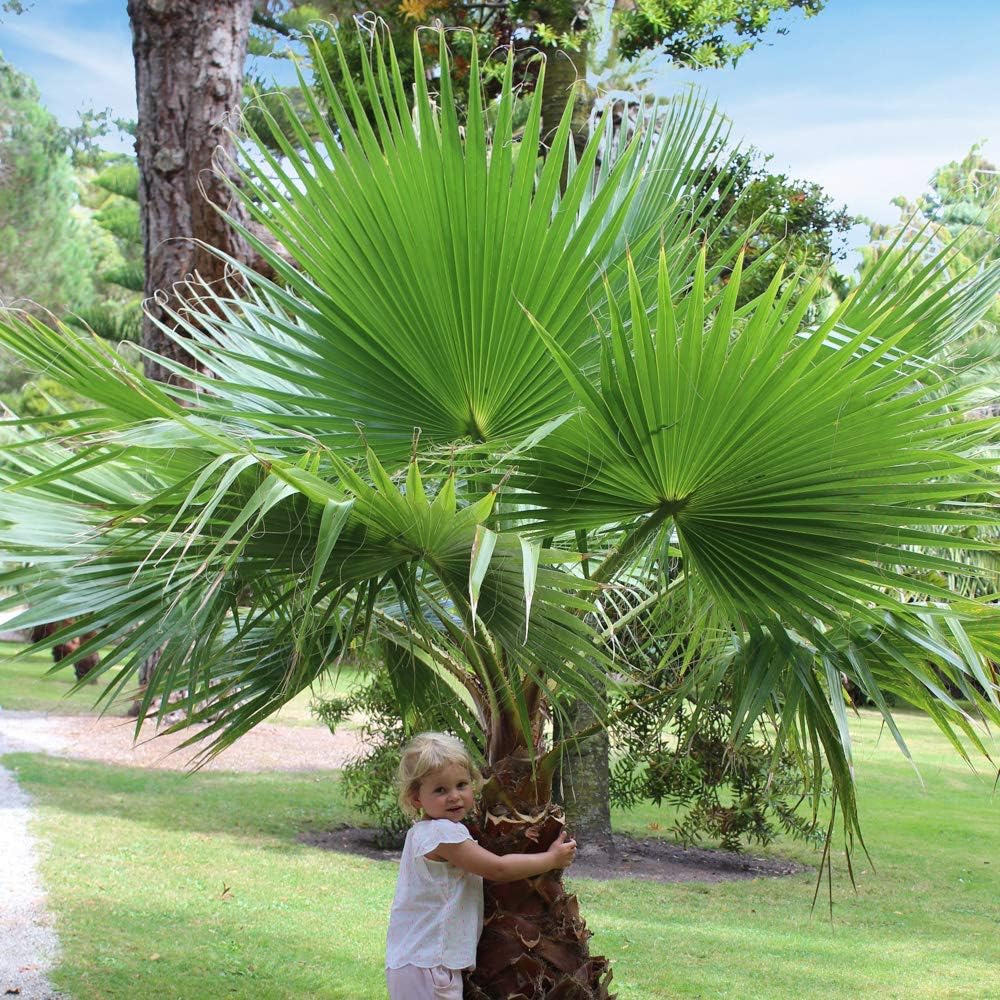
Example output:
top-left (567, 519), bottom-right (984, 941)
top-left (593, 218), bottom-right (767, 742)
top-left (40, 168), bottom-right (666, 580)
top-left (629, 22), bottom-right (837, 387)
top-left (1, 0), bottom-right (998, 232)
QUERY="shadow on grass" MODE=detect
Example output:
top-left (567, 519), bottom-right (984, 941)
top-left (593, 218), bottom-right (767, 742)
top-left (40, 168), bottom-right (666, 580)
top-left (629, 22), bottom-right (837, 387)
top-left (3, 752), bottom-right (370, 849)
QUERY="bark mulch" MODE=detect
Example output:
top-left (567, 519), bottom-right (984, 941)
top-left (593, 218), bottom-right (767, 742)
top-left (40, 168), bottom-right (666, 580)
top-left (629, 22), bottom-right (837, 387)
top-left (299, 826), bottom-right (810, 883)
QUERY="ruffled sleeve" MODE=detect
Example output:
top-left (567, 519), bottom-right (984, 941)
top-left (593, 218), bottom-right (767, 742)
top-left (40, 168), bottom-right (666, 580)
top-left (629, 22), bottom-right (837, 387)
top-left (411, 819), bottom-right (473, 857)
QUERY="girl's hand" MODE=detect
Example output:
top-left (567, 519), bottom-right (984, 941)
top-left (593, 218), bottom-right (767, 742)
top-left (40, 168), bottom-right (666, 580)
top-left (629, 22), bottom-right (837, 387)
top-left (546, 830), bottom-right (577, 870)
top-left (434, 828), bottom-right (578, 881)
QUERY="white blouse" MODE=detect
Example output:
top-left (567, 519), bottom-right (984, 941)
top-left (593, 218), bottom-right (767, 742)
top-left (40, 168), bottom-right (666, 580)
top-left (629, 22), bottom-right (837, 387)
top-left (385, 818), bottom-right (485, 971)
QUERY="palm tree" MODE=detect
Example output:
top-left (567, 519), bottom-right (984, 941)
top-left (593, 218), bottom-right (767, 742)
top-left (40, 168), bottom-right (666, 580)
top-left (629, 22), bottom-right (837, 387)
top-left (2, 30), bottom-right (999, 1000)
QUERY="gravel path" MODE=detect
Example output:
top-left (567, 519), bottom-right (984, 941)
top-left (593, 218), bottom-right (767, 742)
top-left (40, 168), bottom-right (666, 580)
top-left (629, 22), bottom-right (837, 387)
top-left (0, 734), bottom-right (63, 1000)
top-left (0, 710), bottom-right (362, 771)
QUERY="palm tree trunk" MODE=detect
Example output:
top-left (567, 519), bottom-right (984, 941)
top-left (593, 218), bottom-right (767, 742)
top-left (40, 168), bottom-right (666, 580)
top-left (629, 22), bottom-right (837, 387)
top-left (466, 756), bottom-right (614, 1000)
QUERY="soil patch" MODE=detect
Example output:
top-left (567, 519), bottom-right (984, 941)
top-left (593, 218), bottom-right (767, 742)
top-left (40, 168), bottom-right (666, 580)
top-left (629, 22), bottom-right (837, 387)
top-left (299, 826), bottom-right (810, 884)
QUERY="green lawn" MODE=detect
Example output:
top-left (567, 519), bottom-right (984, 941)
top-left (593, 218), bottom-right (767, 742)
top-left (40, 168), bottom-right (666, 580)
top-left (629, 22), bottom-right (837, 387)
top-left (0, 639), bottom-right (359, 722)
top-left (604, 711), bottom-right (1000, 999)
top-left (0, 639), bottom-right (117, 714)
top-left (3, 708), bottom-right (998, 999)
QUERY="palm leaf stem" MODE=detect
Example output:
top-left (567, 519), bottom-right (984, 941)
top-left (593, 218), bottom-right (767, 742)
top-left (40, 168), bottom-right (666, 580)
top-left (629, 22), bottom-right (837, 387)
top-left (587, 505), bottom-right (674, 588)
top-left (369, 606), bottom-right (480, 702)
top-left (423, 554), bottom-right (519, 739)
top-left (595, 571), bottom-right (689, 642)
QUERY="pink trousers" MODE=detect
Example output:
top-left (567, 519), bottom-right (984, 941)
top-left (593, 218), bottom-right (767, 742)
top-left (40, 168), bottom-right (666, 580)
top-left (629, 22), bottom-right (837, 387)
top-left (386, 964), bottom-right (464, 1000)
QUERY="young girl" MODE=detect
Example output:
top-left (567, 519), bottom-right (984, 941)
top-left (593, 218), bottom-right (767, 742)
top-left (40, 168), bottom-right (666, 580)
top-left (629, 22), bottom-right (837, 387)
top-left (385, 732), bottom-right (577, 1000)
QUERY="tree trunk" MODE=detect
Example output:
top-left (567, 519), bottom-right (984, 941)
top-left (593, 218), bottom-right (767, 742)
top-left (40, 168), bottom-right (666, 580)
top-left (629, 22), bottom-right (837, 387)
top-left (127, 0), bottom-right (259, 712)
top-left (128, 0), bottom-right (256, 385)
top-left (466, 754), bottom-right (614, 1000)
top-left (539, 15), bottom-right (591, 159)
top-left (555, 701), bottom-right (614, 856)
top-left (30, 620), bottom-right (99, 682)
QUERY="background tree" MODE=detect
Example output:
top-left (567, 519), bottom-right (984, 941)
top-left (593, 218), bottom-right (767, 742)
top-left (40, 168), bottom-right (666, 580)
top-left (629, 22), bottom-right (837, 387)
top-left (126, 0), bottom-right (259, 385)
top-left (709, 148), bottom-right (854, 305)
top-left (69, 152), bottom-right (144, 345)
top-left (0, 57), bottom-right (94, 323)
top-left (838, 146), bottom-right (1000, 637)
top-left (251, 0), bottom-right (827, 142)
top-left (864, 144), bottom-right (1000, 414)
top-left (0, 1), bottom-right (31, 19)
top-left (2, 32), bottom-right (998, 1000)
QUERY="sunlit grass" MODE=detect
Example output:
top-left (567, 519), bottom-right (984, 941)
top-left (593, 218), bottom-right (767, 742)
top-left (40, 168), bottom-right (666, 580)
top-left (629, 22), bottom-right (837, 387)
top-left (0, 640), bottom-right (361, 722)
top-left (5, 710), bottom-right (997, 999)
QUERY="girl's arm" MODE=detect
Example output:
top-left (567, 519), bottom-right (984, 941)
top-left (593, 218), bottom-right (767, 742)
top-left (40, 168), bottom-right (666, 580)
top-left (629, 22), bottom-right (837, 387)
top-left (431, 830), bottom-right (577, 882)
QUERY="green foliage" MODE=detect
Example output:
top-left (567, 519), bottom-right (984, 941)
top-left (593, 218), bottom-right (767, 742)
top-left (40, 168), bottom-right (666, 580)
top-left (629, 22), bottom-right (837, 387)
top-left (66, 155), bottom-right (144, 343)
top-left (0, 55), bottom-right (94, 400)
top-left (709, 148), bottom-right (855, 305)
top-left (868, 145), bottom-right (1000, 385)
top-left (312, 674), bottom-right (411, 847)
top-left (0, 345), bottom-right (29, 394)
top-left (69, 301), bottom-right (142, 341)
top-left (250, 0), bottom-right (828, 121)
top-left (0, 56), bottom-right (95, 315)
top-left (4, 375), bottom-right (86, 420)
top-left (610, 691), bottom-right (822, 851)
top-left (315, 658), bottom-right (822, 852)
top-left (99, 262), bottom-right (144, 294)
top-left (852, 147), bottom-right (1000, 594)
top-left (600, 582), bottom-right (822, 852)
top-left (616, 0), bottom-right (825, 63)
top-left (92, 160), bottom-right (139, 201)
top-left (314, 666), bottom-right (432, 847)
top-left (312, 652), bottom-right (487, 847)
top-left (250, 8), bottom-right (506, 140)
top-left (93, 197), bottom-right (141, 244)
top-left (0, 29), bottom-right (998, 862)
top-left (0, 1), bottom-right (31, 19)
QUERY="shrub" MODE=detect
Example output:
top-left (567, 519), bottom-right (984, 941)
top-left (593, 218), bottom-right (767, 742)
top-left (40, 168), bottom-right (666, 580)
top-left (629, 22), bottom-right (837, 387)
top-left (609, 688), bottom-right (823, 851)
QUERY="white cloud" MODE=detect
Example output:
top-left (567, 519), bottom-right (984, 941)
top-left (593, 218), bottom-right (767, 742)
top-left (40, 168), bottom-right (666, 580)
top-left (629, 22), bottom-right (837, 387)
top-left (680, 91), bottom-right (998, 225)
top-left (653, 45), bottom-right (1000, 228)
top-left (739, 119), bottom-right (995, 223)
top-left (1, 15), bottom-right (135, 123)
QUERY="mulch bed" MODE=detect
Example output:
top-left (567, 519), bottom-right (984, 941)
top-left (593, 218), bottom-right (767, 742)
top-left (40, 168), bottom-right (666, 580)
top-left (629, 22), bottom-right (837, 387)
top-left (299, 826), bottom-right (810, 883)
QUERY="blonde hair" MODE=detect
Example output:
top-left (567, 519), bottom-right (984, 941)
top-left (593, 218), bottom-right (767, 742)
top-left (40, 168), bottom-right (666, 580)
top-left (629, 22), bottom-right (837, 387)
top-left (397, 732), bottom-right (480, 820)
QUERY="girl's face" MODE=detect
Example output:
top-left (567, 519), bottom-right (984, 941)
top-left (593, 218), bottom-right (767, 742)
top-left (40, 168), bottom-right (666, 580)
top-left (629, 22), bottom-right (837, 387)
top-left (411, 762), bottom-right (475, 822)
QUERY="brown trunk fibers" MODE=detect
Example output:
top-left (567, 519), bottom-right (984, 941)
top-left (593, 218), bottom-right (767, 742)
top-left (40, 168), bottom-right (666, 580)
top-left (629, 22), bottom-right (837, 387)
top-left (466, 755), bottom-right (615, 1000)
top-left (29, 621), bottom-right (99, 681)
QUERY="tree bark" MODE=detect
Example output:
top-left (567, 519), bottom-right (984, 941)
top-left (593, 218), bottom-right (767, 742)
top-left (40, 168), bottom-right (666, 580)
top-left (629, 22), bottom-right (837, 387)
top-left (466, 754), bottom-right (614, 1000)
top-left (128, 0), bottom-right (261, 711)
top-left (128, 0), bottom-right (256, 385)
top-left (555, 701), bottom-right (614, 856)
top-left (538, 14), bottom-right (591, 159)
top-left (30, 620), bottom-right (99, 682)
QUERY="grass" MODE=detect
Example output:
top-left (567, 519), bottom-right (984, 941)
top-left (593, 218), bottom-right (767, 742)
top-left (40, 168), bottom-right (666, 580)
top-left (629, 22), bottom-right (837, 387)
top-left (0, 639), bottom-right (114, 714)
top-left (3, 708), bottom-right (998, 999)
top-left (0, 639), bottom-right (360, 722)
top-left (603, 710), bottom-right (1000, 999)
